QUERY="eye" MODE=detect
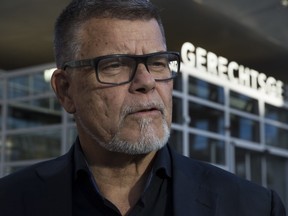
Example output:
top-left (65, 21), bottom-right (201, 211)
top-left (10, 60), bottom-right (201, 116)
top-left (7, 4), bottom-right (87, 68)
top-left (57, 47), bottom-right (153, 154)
top-left (148, 58), bottom-right (169, 71)
top-left (100, 60), bottom-right (122, 70)
top-left (98, 57), bottom-right (133, 78)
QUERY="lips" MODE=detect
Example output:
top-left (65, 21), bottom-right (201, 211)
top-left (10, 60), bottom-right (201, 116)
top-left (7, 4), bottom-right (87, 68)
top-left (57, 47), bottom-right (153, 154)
top-left (139, 108), bottom-right (158, 112)
top-left (121, 101), bottom-right (165, 118)
top-left (125, 105), bottom-right (163, 117)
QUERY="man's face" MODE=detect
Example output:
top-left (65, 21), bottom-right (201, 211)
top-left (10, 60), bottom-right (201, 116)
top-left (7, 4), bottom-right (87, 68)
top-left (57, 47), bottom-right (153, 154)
top-left (64, 18), bottom-right (173, 155)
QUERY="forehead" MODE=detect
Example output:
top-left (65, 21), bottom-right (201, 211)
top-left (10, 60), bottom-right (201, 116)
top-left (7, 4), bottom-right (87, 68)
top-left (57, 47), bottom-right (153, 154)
top-left (76, 18), bottom-right (166, 58)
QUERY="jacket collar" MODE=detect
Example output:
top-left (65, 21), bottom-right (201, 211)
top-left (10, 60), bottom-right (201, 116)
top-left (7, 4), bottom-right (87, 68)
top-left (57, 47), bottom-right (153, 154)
top-left (23, 142), bottom-right (218, 216)
top-left (168, 146), bottom-right (218, 216)
top-left (23, 147), bottom-right (74, 216)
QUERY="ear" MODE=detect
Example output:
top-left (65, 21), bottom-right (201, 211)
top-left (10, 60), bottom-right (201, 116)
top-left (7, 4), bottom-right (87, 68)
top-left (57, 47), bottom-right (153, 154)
top-left (51, 69), bottom-right (76, 114)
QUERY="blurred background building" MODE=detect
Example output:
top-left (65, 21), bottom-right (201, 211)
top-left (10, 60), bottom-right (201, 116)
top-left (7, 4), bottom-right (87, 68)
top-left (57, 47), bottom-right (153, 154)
top-left (0, 0), bottom-right (288, 208)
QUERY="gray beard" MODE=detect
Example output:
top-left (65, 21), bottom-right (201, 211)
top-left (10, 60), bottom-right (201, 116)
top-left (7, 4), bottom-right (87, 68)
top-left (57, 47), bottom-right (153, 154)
top-left (75, 106), bottom-right (170, 155)
top-left (103, 117), bottom-right (170, 154)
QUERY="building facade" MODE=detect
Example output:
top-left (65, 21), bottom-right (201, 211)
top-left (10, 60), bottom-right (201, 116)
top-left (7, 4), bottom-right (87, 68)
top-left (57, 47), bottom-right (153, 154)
top-left (0, 45), bottom-right (288, 208)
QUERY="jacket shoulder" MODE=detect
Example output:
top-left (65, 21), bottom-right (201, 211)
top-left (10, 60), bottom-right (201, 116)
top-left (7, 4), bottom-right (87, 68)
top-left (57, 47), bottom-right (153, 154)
top-left (0, 149), bottom-right (72, 191)
top-left (171, 147), bottom-right (259, 187)
top-left (0, 149), bottom-right (74, 216)
top-left (169, 147), bottom-right (286, 215)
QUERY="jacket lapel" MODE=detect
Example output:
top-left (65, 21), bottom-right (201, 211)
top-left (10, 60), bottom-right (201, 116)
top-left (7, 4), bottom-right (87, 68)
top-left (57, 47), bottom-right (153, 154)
top-left (23, 149), bottom-right (74, 216)
top-left (169, 147), bottom-right (218, 216)
top-left (21, 143), bottom-right (218, 216)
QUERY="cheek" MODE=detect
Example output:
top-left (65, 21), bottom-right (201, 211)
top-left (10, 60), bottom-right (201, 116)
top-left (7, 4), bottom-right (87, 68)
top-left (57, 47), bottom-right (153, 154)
top-left (100, 92), bottom-right (122, 119)
top-left (75, 90), bottom-right (124, 141)
top-left (83, 88), bottom-right (124, 126)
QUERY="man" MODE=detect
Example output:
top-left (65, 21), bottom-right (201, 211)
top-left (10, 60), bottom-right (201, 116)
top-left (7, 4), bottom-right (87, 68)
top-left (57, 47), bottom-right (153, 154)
top-left (0, 0), bottom-right (286, 215)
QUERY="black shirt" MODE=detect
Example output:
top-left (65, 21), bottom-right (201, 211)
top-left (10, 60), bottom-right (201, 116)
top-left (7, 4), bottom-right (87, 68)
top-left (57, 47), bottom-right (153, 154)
top-left (72, 139), bottom-right (173, 216)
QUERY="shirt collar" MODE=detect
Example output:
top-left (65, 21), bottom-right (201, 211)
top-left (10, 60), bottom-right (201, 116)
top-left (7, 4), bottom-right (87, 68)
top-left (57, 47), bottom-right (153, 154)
top-left (73, 137), bottom-right (172, 179)
top-left (152, 145), bottom-right (172, 178)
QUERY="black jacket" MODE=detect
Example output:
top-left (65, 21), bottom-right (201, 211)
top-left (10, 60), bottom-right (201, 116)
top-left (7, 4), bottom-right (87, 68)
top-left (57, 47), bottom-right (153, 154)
top-left (0, 143), bottom-right (286, 216)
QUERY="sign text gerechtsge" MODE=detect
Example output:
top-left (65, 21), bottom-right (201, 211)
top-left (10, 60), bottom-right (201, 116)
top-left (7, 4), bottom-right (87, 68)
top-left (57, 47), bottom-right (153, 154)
top-left (181, 42), bottom-right (284, 105)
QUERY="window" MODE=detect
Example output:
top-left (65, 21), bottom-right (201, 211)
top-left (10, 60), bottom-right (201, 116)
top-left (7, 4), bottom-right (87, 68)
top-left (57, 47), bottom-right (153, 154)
top-left (0, 79), bottom-right (3, 100)
top-left (0, 105), bottom-right (2, 131)
top-left (189, 134), bottom-right (225, 165)
top-left (5, 129), bottom-right (61, 161)
top-left (265, 103), bottom-right (288, 124)
top-left (7, 104), bottom-right (61, 129)
top-left (230, 114), bottom-right (260, 142)
top-left (188, 76), bottom-right (224, 104)
top-left (172, 96), bottom-right (183, 124)
top-left (189, 102), bottom-right (225, 134)
top-left (173, 72), bottom-right (183, 91)
top-left (8, 72), bottom-right (52, 99)
top-left (8, 76), bottom-right (31, 99)
top-left (230, 91), bottom-right (258, 114)
top-left (265, 124), bottom-right (288, 149)
top-left (235, 148), bottom-right (262, 185)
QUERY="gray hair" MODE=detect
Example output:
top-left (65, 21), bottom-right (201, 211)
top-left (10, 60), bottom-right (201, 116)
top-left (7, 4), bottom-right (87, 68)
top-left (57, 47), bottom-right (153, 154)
top-left (54, 0), bottom-right (166, 68)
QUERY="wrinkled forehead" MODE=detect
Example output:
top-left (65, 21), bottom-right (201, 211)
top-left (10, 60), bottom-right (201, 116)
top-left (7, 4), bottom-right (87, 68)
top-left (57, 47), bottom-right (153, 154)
top-left (74, 18), bottom-right (167, 58)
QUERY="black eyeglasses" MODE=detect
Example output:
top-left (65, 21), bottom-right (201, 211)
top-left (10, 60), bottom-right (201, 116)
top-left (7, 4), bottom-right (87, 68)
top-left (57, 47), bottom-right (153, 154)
top-left (62, 51), bottom-right (180, 85)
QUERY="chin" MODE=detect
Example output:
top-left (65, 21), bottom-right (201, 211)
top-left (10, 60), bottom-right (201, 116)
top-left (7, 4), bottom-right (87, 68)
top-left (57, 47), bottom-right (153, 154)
top-left (103, 125), bottom-right (170, 155)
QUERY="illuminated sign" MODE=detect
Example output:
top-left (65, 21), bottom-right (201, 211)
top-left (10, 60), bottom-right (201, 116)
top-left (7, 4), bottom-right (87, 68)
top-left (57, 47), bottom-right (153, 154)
top-left (181, 42), bottom-right (284, 105)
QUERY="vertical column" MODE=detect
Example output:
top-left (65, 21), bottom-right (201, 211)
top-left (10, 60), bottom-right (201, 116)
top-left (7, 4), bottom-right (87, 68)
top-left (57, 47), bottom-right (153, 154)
top-left (182, 70), bottom-right (190, 157)
top-left (224, 87), bottom-right (235, 173)
top-left (0, 76), bottom-right (8, 177)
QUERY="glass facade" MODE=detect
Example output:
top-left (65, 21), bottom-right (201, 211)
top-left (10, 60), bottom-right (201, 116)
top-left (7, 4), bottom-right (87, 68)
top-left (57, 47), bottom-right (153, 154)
top-left (170, 69), bottom-right (288, 208)
top-left (0, 65), bottom-right (77, 175)
top-left (0, 63), bottom-right (288, 208)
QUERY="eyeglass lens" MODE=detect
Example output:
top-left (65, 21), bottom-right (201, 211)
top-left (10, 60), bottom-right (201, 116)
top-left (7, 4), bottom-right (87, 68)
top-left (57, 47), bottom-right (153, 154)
top-left (96, 53), bottom-right (179, 84)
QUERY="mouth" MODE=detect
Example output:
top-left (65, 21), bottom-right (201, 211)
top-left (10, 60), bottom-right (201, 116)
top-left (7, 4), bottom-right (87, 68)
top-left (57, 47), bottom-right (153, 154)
top-left (127, 105), bottom-right (164, 117)
top-left (138, 107), bottom-right (159, 112)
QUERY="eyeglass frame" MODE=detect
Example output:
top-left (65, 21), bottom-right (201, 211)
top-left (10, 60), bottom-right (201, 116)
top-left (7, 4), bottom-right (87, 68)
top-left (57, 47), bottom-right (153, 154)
top-left (61, 51), bottom-right (181, 85)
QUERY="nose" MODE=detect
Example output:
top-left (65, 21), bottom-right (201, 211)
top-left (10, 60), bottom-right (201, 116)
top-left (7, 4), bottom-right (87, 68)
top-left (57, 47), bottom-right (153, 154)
top-left (129, 63), bottom-right (156, 93)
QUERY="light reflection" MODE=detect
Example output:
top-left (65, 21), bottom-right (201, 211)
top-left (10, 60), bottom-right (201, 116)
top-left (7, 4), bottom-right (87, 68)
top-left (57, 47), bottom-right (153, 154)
top-left (43, 68), bottom-right (56, 82)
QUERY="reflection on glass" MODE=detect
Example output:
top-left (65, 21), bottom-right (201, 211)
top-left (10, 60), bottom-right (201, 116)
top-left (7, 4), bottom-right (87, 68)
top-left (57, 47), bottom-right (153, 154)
top-left (0, 79), bottom-right (3, 99)
top-left (8, 72), bottom-right (52, 99)
top-left (15, 97), bottom-right (61, 112)
top-left (173, 72), bottom-right (183, 91)
top-left (235, 147), bottom-right (246, 179)
top-left (7, 104), bottom-right (61, 129)
top-left (235, 148), bottom-right (262, 185)
top-left (169, 129), bottom-right (183, 154)
top-left (188, 76), bottom-right (224, 104)
top-left (31, 97), bottom-right (61, 111)
top-left (265, 103), bottom-right (288, 124)
top-left (189, 134), bottom-right (225, 165)
top-left (189, 102), bottom-right (225, 134)
top-left (172, 96), bottom-right (183, 124)
top-left (230, 114), bottom-right (260, 142)
top-left (5, 129), bottom-right (61, 161)
top-left (250, 152), bottom-right (262, 185)
top-left (265, 124), bottom-right (288, 149)
top-left (230, 91), bottom-right (259, 114)
top-left (0, 106), bottom-right (2, 131)
top-left (32, 72), bottom-right (52, 94)
top-left (0, 137), bottom-right (2, 154)
top-left (8, 76), bottom-right (29, 98)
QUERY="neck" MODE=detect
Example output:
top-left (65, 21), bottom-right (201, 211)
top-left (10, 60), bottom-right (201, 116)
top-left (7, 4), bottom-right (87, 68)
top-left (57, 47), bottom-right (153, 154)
top-left (80, 140), bottom-right (156, 215)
